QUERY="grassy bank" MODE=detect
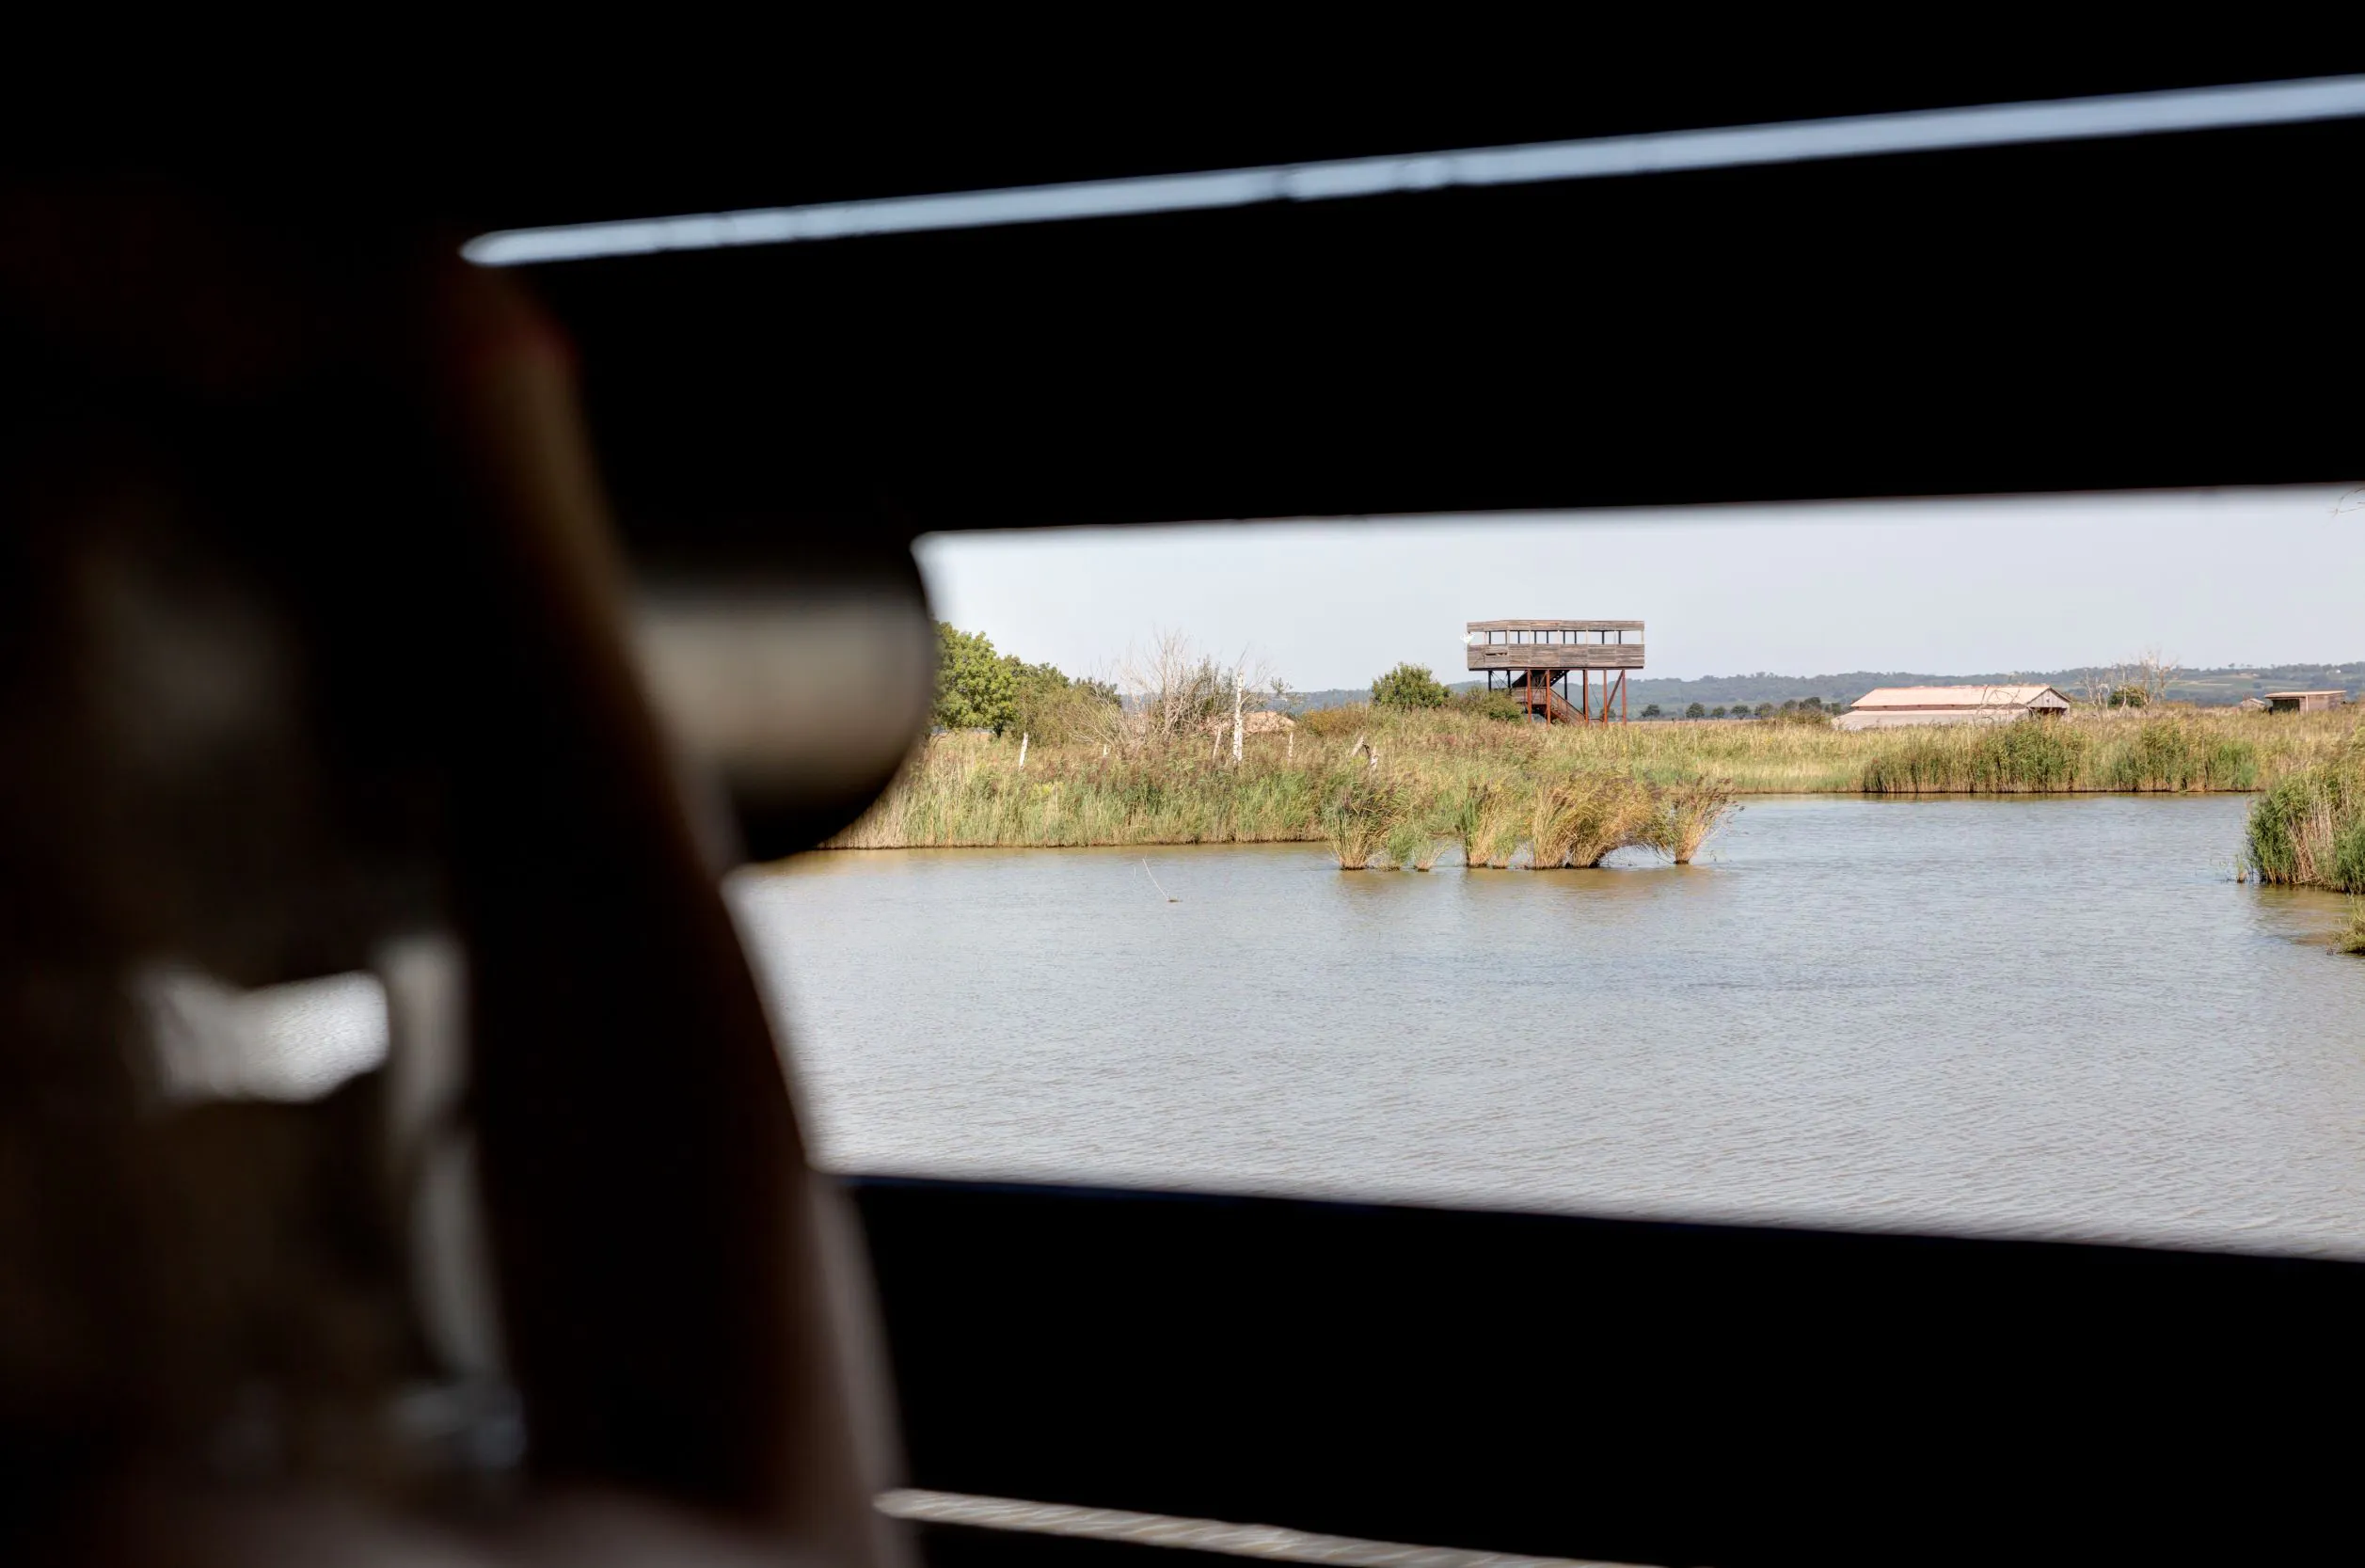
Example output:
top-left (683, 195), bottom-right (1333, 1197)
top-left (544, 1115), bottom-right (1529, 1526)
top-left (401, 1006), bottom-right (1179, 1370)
top-left (827, 706), bottom-right (2358, 855)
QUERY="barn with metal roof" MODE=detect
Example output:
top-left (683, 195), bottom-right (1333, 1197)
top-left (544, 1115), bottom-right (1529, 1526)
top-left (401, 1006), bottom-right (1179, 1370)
top-left (1835, 685), bottom-right (2073, 731)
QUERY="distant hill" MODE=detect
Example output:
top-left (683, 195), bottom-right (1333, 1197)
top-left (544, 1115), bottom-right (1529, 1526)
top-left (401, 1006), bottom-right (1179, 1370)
top-left (1290, 663), bottom-right (2365, 713)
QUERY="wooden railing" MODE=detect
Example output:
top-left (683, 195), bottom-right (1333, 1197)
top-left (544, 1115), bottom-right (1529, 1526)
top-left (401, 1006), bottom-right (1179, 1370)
top-left (1467, 643), bottom-right (1643, 671)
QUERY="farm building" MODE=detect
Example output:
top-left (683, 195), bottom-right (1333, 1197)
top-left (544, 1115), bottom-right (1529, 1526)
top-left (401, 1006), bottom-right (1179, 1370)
top-left (2238, 696), bottom-right (2271, 712)
top-left (2264, 689), bottom-right (2348, 712)
top-left (1836, 685), bottom-right (2073, 732)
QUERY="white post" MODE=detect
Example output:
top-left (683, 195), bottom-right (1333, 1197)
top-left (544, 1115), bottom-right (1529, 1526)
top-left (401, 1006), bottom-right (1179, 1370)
top-left (1017, 732), bottom-right (1028, 768)
top-left (1231, 664), bottom-right (1245, 763)
top-left (1286, 729), bottom-right (1294, 763)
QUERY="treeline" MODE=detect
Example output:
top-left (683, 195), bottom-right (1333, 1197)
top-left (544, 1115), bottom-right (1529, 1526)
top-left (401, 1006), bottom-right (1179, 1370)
top-left (935, 626), bottom-right (1294, 751)
top-left (932, 624), bottom-right (1120, 743)
top-left (1649, 697), bottom-right (1836, 721)
top-left (1366, 662), bottom-right (1837, 722)
top-left (1299, 662), bottom-right (2365, 714)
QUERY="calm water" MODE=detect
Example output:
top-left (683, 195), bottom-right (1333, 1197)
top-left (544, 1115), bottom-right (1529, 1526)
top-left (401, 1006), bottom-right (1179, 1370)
top-left (732, 796), bottom-right (2365, 1256)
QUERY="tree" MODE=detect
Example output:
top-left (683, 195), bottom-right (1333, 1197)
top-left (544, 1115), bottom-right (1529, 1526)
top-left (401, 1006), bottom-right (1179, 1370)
top-left (1801, 696), bottom-right (1824, 712)
top-left (1372, 662), bottom-right (1450, 709)
top-left (1755, 702), bottom-right (1776, 718)
top-left (1641, 703), bottom-right (1662, 718)
top-left (1116, 629), bottom-right (1286, 752)
top-left (1008, 657), bottom-right (1120, 742)
top-left (1709, 705), bottom-right (1728, 719)
top-left (2081, 647), bottom-right (2179, 709)
top-left (1686, 702), bottom-right (1706, 719)
top-left (933, 623), bottom-right (1019, 733)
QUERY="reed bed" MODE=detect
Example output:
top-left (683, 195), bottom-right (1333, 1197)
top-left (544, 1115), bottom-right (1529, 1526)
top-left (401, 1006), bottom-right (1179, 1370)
top-left (2246, 726), bottom-right (2365, 894)
top-left (826, 706), bottom-right (2359, 855)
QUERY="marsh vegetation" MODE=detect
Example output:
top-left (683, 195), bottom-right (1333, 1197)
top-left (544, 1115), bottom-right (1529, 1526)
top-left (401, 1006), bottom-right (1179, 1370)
top-left (2245, 726), bottom-right (2365, 897)
top-left (830, 703), bottom-right (2357, 865)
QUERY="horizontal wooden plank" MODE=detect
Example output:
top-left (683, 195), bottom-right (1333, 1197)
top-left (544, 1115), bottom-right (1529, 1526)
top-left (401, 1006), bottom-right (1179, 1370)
top-left (1467, 646), bottom-right (1643, 670)
top-left (1465, 620), bottom-right (1644, 632)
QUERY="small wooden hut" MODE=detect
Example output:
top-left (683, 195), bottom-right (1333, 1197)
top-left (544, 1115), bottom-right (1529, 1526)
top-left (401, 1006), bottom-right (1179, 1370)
top-left (2264, 689), bottom-right (2348, 713)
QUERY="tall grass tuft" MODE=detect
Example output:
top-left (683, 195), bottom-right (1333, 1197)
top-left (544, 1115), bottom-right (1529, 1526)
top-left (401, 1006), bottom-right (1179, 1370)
top-left (1433, 782), bottom-right (1493, 868)
top-left (1321, 771), bottom-right (1408, 869)
top-left (1643, 778), bottom-right (1739, 863)
top-left (2246, 744), bottom-right (2365, 892)
top-left (1531, 774), bottom-right (1656, 868)
top-left (1471, 779), bottom-right (1533, 868)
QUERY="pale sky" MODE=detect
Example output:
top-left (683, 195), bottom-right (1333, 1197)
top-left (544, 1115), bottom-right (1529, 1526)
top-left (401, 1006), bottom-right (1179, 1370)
top-left (916, 487), bottom-right (2365, 691)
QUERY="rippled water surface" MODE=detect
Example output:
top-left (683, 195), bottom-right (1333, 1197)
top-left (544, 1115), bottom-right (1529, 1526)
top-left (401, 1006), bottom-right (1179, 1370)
top-left (733, 796), bottom-right (2365, 1254)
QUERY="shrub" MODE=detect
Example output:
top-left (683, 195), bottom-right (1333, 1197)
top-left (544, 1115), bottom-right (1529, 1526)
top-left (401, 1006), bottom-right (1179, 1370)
top-left (1685, 703), bottom-right (1706, 719)
top-left (1755, 703), bottom-right (1776, 718)
top-left (1373, 662), bottom-right (1451, 709)
top-left (1008, 657), bottom-right (1119, 743)
top-left (1296, 703), bottom-right (1370, 738)
top-left (1641, 704), bottom-right (1662, 718)
top-left (2109, 684), bottom-right (2149, 709)
top-left (933, 623), bottom-right (1019, 733)
top-left (1452, 688), bottom-right (1525, 722)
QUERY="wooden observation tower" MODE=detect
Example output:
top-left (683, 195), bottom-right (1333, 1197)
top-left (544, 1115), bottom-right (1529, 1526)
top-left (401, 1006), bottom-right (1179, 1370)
top-left (1466, 620), bottom-right (1643, 724)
